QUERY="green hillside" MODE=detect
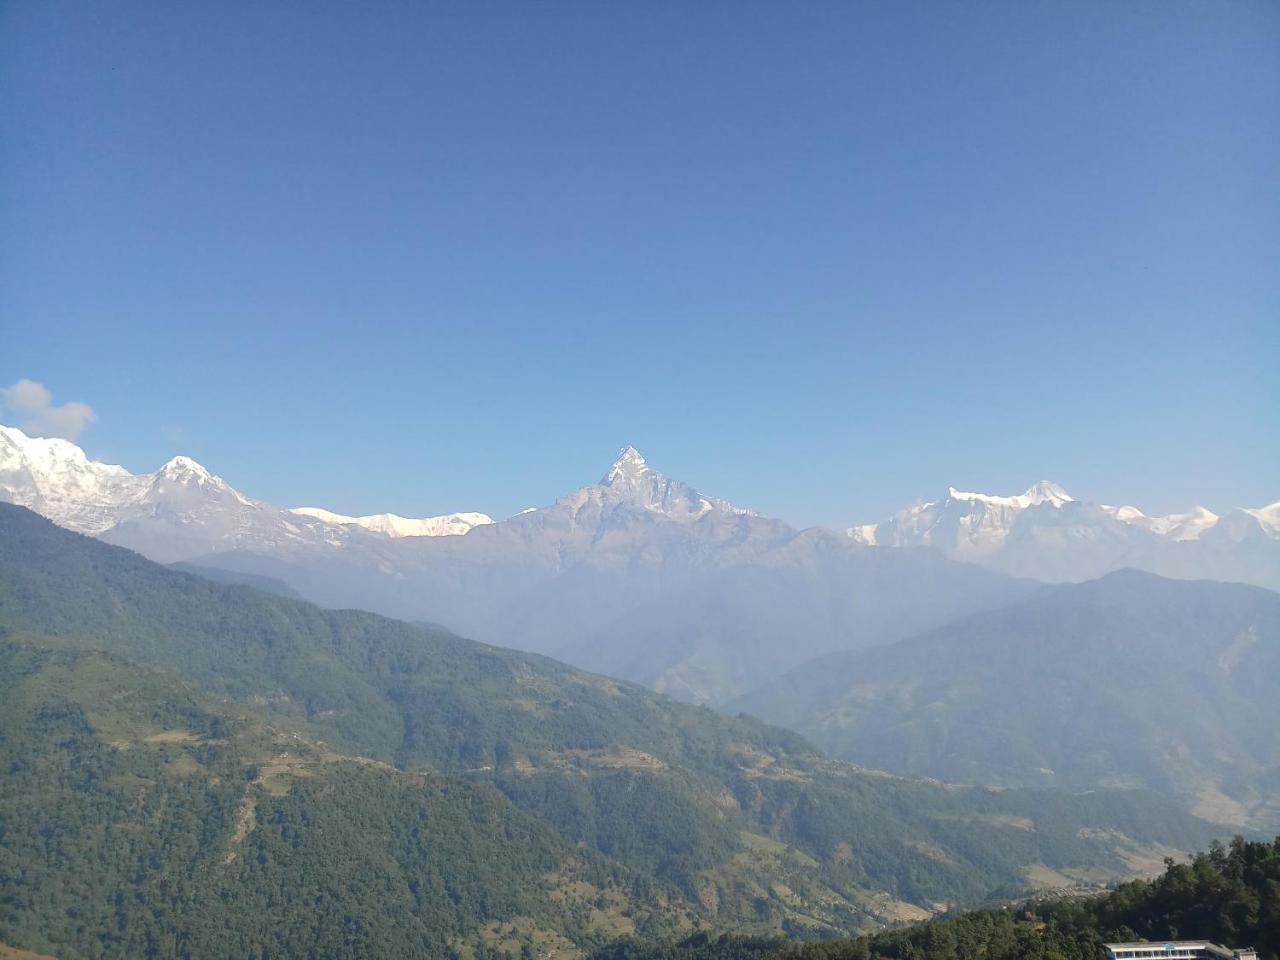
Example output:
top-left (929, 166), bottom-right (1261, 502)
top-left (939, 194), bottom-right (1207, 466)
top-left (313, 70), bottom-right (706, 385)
top-left (733, 570), bottom-right (1280, 828)
top-left (0, 505), bottom-right (1229, 957)
top-left (0, 633), bottom-right (662, 959)
top-left (592, 835), bottom-right (1280, 960)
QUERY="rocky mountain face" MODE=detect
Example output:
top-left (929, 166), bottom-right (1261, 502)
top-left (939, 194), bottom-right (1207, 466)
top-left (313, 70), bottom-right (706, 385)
top-left (849, 481), bottom-right (1280, 588)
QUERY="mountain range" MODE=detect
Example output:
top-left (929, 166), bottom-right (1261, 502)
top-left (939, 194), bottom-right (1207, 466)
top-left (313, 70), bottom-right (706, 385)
top-left (848, 481), bottom-right (1280, 587)
top-left (0, 427), bottom-right (1027, 703)
top-left (0, 503), bottom-right (1221, 960)
top-left (2, 424), bottom-right (1277, 704)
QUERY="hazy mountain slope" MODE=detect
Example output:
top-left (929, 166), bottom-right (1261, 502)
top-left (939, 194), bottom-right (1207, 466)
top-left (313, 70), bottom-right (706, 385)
top-left (733, 570), bottom-right (1280, 827)
top-left (176, 449), bottom-right (1036, 703)
top-left (849, 482), bottom-right (1280, 589)
top-left (169, 559), bottom-right (303, 597)
top-left (0, 504), bottom-right (1222, 948)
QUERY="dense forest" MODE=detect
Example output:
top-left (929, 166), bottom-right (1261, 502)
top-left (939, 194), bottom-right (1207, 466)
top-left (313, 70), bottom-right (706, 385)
top-left (0, 505), bottom-right (1234, 958)
top-left (0, 633), bottom-right (674, 959)
top-left (593, 836), bottom-right (1280, 960)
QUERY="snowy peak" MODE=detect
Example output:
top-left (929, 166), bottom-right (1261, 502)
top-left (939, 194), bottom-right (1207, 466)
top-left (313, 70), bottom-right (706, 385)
top-left (602, 446), bottom-right (649, 485)
top-left (2, 424), bottom-right (100, 471)
top-left (1, 424), bottom-right (130, 481)
top-left (591, 446), bottom-right (708, 519)
top-left (1206, 500), bottom-right (1280, 544)
top-left (848, 479), bottom-right (1280, 566)
top-left (147, 455), bottom-right (255, 507)
top-left (0, 423), bottom-right (148, 534)
top-left (598, 447), bottom-right (677, 506)
top-left (157, 455), bottom-right (218, 485)
top-left (945, 480), bottom-right (1073, 509)
top-left (289, 506), bottom-right (494, 538)
top-left (1246, 500), bottom-right (1280, 536)
top-left (0, 421), bottom-right (489, 546)
top-left (551, 446), bottom-right (756, 524)
top-left (847, 480), bottom-right (1080, 555)
top-left (1023, 480), bottom-right (1074, 506)
top-left (1119, 504), bottom-right (1221, 541)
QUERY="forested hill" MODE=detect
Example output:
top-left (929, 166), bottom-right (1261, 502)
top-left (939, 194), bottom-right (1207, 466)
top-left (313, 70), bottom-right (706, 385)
top-left (0, 634), bottom-right (629, 959)
top-left (593, 835), bottom-right (1280, 960)
top-left (732, 569), bottom-right (1280, 828)
top-left (0, 504), bottom-right (1228, 958)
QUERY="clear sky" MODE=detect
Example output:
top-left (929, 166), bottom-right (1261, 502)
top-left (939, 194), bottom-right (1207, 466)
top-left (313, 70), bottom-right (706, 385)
top-left (2, 1), bottom-right (1277, 527)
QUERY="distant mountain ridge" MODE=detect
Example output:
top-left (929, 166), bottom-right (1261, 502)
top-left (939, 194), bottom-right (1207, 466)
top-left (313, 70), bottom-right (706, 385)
top-left (289, 505), bottom-right (494, 537)
top-left (4, 423), bottom-right (1277, 700)
top-left (849, 481), bottom-right (1280, 588)
top-left (732, 569), bottom-right (1280, 829)
top-left (0, 424), bottom-right (490, 550)
top-left (0, 426), bottom-right (1031, 703)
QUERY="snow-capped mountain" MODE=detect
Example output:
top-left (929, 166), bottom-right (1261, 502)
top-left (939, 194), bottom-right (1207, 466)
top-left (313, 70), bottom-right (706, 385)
top-left (847, 480), bottom-right (1075, 559)
top-left (849, 481), bottom-right (1280, 587)
top-left (0, 424), bottom-right (149, 534)
top-left (1242, 500), bottom-right (1280, 538)
top-left (555, 446), bottom-right (756, 526)
top-left (1115, 504), bottom-right (1221, 541)
top-left (290, 506), bottom-right (494, 537)
top-left (0, 423), bottom-right (489, 562)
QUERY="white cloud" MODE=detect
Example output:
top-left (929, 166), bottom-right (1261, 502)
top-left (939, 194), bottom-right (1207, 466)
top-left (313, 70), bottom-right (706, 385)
top-left (1, 378), bottom-right (97, 440)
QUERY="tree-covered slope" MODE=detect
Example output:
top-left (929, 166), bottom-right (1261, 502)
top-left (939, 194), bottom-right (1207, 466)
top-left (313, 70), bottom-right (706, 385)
top-left (733, 570), bottom-right (1280, 827)
top-left (0, 633), bottom-right (673, 960)
top-left (0, 504), bottom-right (1229, 956)
top-left (593, 835), bottom-right (1280, 960)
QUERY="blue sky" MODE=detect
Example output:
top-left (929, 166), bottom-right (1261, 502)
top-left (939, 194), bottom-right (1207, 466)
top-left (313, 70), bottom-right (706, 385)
top-left (2, 1), bottom-right (1276, 526)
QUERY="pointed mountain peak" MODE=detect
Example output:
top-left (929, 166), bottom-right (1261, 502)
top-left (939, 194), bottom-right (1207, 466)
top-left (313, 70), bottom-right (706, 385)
top-left (586, 446), bottom-right (756, 520)
top-left (602, 446), bottom-right (651, 485)
top-left (0, 423), bottom-right (93, 462)
top-left (1245, 500), bottom-right (1280, 534)
top-left (1022, 480), bottom-right (1073, 505)
top-left (158, 455), bottom-right (217, 484)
